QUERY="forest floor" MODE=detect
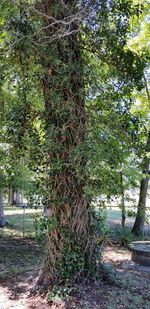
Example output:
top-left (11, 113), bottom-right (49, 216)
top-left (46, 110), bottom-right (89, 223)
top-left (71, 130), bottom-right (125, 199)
top-left (0, 236), bottom-right (150, 309)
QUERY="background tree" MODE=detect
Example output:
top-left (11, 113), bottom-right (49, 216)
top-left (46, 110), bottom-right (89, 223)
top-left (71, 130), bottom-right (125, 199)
top-left (127, 0), bottom-right (150, 235)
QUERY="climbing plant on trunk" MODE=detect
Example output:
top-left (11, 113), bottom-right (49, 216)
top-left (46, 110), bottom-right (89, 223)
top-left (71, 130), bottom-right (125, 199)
top-left (0, 0), bottom-right (147, 284)
top-left (36, 0), bottom-right (96, 284)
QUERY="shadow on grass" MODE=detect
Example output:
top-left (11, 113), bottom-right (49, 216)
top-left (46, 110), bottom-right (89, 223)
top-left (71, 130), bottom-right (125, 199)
top-left (0, 236), bottom-right (43, 276)
top-left (0, 233), bottom-right (44, 304)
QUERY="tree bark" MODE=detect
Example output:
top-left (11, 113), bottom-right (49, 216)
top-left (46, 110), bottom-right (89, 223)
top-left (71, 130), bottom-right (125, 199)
top-left (0, 190), bottom-right (6, 228)
top-left (132, 131), bottom-right (150, 236)
top-left (120, 171), bottom-right (126, 228)
top-left (37, 0), bottom-right (95, 284)
top-left (8, 186), bottom-right (15, 206)
top-left (15, 189), bottom-right (21, 206)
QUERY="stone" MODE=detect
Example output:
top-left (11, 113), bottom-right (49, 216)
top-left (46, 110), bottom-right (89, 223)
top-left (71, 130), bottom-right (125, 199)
top-left (128, 241), bottom-right (150, 267)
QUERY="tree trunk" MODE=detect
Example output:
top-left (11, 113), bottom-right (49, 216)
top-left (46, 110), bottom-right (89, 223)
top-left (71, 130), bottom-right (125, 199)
top-left (8, 186), bottom-right (15, 206)
top-left (132, 131), bottom-right (150, 236)
top-left (15, 189), bottom-right (21, 206)
top-left (120, 171), bottom-right (126, 228)
top-left (0, 190), bottom-right (6, 227)
top-left (37, 0), bottom-right (95, 284)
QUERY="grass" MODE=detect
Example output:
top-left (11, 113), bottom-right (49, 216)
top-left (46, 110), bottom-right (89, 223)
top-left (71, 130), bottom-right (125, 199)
top-left (0, 206), bottom-right (44, 278)
top-left (1, 206), bottom-right (149, 238)
top-left (0, 236), bottom-right (43, 279)
top-left (107, 207), bottom-right (150, 223)
top-left (1, 206), bottom-right (42, 237)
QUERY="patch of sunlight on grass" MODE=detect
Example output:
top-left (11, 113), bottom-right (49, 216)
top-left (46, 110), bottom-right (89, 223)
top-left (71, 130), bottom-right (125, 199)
top-left (4, 206), bottom-right (42, 216)
top-left (0, 206), bottom-right (43, 237)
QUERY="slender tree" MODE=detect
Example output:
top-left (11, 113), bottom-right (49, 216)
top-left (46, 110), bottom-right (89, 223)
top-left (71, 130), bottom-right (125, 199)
top-left (132, 133), bottom-right (150, 235)
top-left (132, 82), bottom-right (150, 235)
top-left (128, 2), bottom-right (150, 235)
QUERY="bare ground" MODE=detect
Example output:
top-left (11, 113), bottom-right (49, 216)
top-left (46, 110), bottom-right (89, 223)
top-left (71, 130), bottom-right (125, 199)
top-left (0, 241), bottom-right (150, 309)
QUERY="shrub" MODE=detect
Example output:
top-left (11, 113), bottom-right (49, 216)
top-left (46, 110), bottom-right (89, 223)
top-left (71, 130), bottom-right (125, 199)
top-left (112, 226), bottom-right (133, 246)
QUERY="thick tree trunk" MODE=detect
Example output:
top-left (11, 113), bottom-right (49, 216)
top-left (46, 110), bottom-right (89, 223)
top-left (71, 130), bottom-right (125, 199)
top-left (132, 131), bottom-right (150, 236)
top-left (0, 190), bottom-right (6, 228)
top-left (37, 0), bottom-right (95, 284)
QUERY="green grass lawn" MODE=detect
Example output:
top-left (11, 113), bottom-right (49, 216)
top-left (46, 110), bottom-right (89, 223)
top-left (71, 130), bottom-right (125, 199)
top-left (0, 206), bottom-right (42, 238)
top-left (0, 206), bottom-right (44, 278)
top-left (107, 207), bottom-right (150, 224)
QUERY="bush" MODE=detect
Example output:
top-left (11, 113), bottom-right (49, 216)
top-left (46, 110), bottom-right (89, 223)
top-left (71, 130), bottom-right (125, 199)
top-left (91, 206), bottom-right (109, 237)
top-left (127, 209), bottom-right (136, 217)
top-left (111, 226), bottom-right (133, 246)
top-left (47, 286), bottom-right (72, 303)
